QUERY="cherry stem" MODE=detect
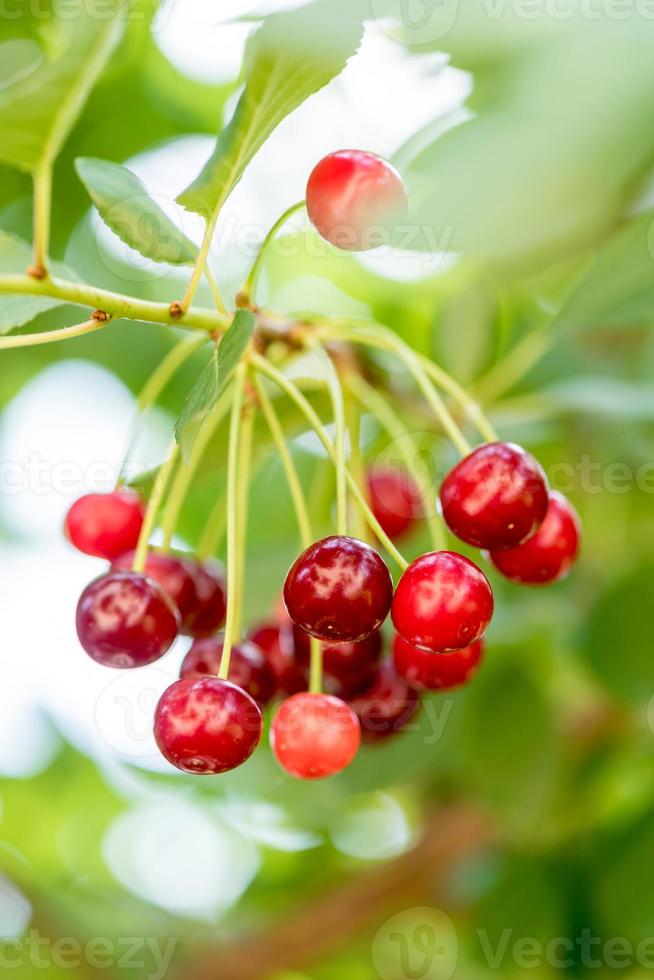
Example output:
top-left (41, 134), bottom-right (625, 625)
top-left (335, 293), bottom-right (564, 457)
top-left (33, 161), bottom-right (52, 275)
top-left (307, 341), bottom-right (348, 536)
top-left (233, 392), bottom-right (254, 641)
top-left (346, 373), bottom-right (448, 551)
top-left (254, 373), bottom-right (325, 693)
top-left (204, 266), bottom-right (229, 317)
top-left (344, 384), bottom-right (369, 543)
top-left (473, 329), bottom-right (551, 406)
top-left (0, 317), bottom-right (108, 350)
top-left (218, 363), bottom-right (248, 681)
top-left (116, 334), bottom-right (208, 488)
top-left (251, 353), bottom-right (409, 570)
top-left (181, 210), bottom-right (220, 313)
top-left (159, 386), bottom-right (233, 551)
top-left (132, 444), bottom-right (180, 574)
top-left (241, 200), bottom-right (305, 306)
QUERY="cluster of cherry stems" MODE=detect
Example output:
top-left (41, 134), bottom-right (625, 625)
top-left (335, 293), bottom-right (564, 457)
top-left (66, 150), bottom-right (581, 781)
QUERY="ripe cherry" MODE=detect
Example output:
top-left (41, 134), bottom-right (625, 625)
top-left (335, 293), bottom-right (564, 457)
top-left (489, 491), bottom-right (581, 585)
top-left (283, 535), bottom-right (393, 643)
top-left (393, 635), bottom-right (484, 690)
top-left (292, 626), bottom-right (381, 698)
top-left (392, 550), bottom-right (494, 652)
top-left (76, 571), bottom-right (179, 668)
top-left (439, 442), bottom-right (549, 551)
top-left (368, 466), bottom-right (422, 541)
top-left (249, 621), bottom-right (305, 696)
top-left (180, 638), bottom-right (276, 707)
top-left (270, 692), bottom-right (361, 780)
top-left (184, 559), bottom-right (227, 636)
top-left (111, 550), bottom-right (197, 631)
top-left (64, 490), bottom-right (145, 560)
top-left (306, 149), bottom-right (408, 251)
top-left (154, 676), bottom-right (262, 774)
top-left (349, 663), bottom-right (421, 741)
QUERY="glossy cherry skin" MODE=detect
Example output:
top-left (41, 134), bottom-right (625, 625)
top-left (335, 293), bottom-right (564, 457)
top-left (392, 550), bottom-right (494, 653)
top-left (249, 622), bottom-right (305, 696)
top-left (393, 635), bottom-right (484, 691)
top-left (64, 490), bottom-right (145, 560)
top-left (349, 663), bottom-right (421, 741)
top-left (283, 536), bottom-right (393, 643)
top-left (154, 677), bottom-right (262, 775)
top-left (368, 466), bottom-right (422, 541)
top-left (270, 692), bottom-right (361, 780)
top-left (111, 550), bottom-right (197, 631)
top-left (76, 571), bottom-right (180, 668)
top-left (180, 638), bottom-right (277, 707)
top-left (292, 625), bottom-right (381, 698)
top-left (184, 560), bottom-right (227, 636)
top-left (489, 491), bottom-right (581, 585)
top-left (306, 150), bottom-right (408, 251)
top-left (439, 442), bottom-right (549, 551)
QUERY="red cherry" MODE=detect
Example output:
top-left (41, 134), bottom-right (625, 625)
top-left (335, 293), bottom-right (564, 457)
top-left (270, 692), bottom-right (360, 780)
top-left (180, 638), bottom-right (276, 706)
top-left (393, 634), bottom-right (484, 691)
top-left (439, 442), bottom-right (549, 551)
top-left (348, 663), bottom-right (421, 741)
top-left (76, 571), bottom-right (179, 668)
top-left (249, 622), bottom-right (305, 696)
top-left (184, 560), bottom-right (227, 637)
top-left (64, 490), bottom-right (145, 560)
top-left (392, 550), bottom-right (494, 652)
top-left (283, 535), bottom-right (393, 643)
top-left (489, 491), bottom-right (581, 585)
top-left (367, 466), bottom-right (422, 541)
top-left (306, 149), bottom-right (408, 251)
top-left (292, 625), bottom-right (381, 697)
top-left (111, 550), bottom-right (197, 631)
top-left (154, 676), bottom-right (262, 774)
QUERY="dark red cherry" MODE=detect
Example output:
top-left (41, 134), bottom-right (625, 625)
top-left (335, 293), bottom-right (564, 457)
top-left (111, 550), bottom-right (197, 631)
top-left (392, 550), bottom-right (494, 652)
top-left (489, 491), bottom-right (581, 585)
top-left (283, 535), bottom-right (393, 643)
top-left (249, 622), bottom-right (305, 696)
top-left (292, 626), bottom-right (381, 698)
top-left (154, 676), bottom-right (262, 774)
top-left (306, 149), bottom-right (408, 251)
top-left (439, 442), bottom-right (549, 551)
top-left (270, 692), bottom-right (360, 779)
top-left (180, 638), bottom-right (276, 707)
top-left (393, 635), bottom-right (484, 690)
top-left (76, 571), bottom-right (179, 668)
top-left (348, 663), bottom-right (421, 741)
top-left (367, 466), bottom-right (422, 541)
top-left (184, 559), bottom-right (227, 636)
top-left (64, 490), bottom-right (145, 560)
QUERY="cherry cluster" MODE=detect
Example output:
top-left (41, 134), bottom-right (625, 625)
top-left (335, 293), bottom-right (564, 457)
top-left (66, 441), bottom-right (580, 781)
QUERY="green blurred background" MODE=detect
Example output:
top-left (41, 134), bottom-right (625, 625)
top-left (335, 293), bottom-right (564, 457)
top-left (2, 2), bottom-right (654, 978)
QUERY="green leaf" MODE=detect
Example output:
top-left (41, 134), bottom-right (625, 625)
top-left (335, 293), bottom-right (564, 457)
top-left (75, 157), bottom-right (198, 266)
top-left (175, 309), bottom-right (255, 458)
top-left (0, 0), bottom-right (125, 174)
top-left (554, 211), bottom-right (654, 330)
top-left (0, 229), bottom-right (75, 334)
top-left (178, 0), bottom-right (363, 219)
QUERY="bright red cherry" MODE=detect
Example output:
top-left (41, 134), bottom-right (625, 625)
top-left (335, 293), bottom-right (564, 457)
top-left (249, 622), bottom-right (305, 696)
top-left (76, 571), bottom-right (179, 668)
top-left (489, 491), bottom-right (581, 585)
top-left (284, 536), bottom-right (393, 643)
top-left (270, 692), bottom-right (360, 780)
top-left (292, 626), bottom-right (381, 698)
top-left (154, 676), bottom-right (262, 774)
top-left (306, 149), bottom-right (408, 251)
top-left (111, 550), bottom-right (197, 631)
top-left (184, 560), bottom-right (227, 636)
top-left (180, 638), bottom-right (276, 706)
top-left (368, 466), bottom-right (422, 541)
top-left (392, 550), bottom-right (494, 652)
top-left (393, 635), bottom-right (484, 690)
top-left (64, 490), bottom-right (145, 560)
top-left (349, 663), bottom-right (420, 741)
top-left (439, 442), bottom-right (549, 551)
